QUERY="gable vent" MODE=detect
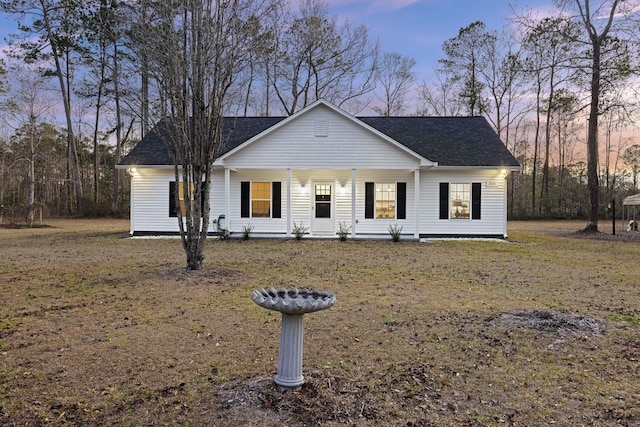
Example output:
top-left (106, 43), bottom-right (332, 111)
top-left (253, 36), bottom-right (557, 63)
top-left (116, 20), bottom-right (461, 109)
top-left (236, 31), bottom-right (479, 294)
top-left (315, 120), bottom-right (328, 137)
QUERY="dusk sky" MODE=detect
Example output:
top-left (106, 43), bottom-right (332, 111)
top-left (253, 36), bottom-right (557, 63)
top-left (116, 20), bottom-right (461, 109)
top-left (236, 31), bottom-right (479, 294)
top-left (326, 0), bottom-right (555, 78)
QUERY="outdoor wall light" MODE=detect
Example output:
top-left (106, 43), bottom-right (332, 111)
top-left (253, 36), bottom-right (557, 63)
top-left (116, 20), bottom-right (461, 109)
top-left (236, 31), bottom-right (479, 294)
top-left (129, 167), bottom-right (137, 177)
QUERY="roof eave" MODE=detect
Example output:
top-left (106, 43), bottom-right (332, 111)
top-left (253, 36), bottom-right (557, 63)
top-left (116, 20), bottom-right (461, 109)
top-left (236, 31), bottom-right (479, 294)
top-left (115, 164), bottom-right (175, 169)
top-left (434, 165), bottom-right (521, 171)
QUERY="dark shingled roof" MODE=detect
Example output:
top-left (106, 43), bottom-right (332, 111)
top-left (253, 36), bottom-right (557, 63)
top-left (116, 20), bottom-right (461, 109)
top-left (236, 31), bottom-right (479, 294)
top-left (119, 117), bottom-right (286, 166)
top-left (358, 116), bottom-right (519, 167)
top-left (119, 115), bottom-right (519, 168)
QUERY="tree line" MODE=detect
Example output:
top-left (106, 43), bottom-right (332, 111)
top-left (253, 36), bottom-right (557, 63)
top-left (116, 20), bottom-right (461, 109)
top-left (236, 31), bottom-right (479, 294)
top-left (0, 0), bottom-right (639, 226)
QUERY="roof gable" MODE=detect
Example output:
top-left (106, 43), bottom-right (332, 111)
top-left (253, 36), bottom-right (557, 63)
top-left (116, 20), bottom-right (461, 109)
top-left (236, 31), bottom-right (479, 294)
top-left (216, 100), bottom-right (428, 168)
top-left (215, 100), bottom-right (428, 166)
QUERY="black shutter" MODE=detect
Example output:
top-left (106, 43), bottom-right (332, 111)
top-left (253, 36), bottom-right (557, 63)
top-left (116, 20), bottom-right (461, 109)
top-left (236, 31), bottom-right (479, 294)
top-left (472, 182), bottom-right (481, 220)
top-left (241, 181), bottom-right (250, 218)
top-left (397, 182), bottom-right (406, 219)
top-left (439, 183), bottom-right (449, 220)
top-left (365, 182), bottom-right (374, 219)
top-left (272, 182), bottom-right (281, 218)
top-left (169, 182), bottom-right (177, 217)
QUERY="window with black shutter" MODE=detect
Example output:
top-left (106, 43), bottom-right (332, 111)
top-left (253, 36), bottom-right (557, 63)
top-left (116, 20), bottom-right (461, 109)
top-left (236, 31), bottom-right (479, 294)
top-left (241, 181), bottom-right (282, 218)
top-left (169, 181), bottom-right (206, 217)
top-left (365, 181), bottom-right (406, 219)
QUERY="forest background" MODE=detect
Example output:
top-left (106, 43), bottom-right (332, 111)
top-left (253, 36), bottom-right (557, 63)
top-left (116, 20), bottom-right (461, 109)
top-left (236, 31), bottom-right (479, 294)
top-left (0, 0), bottom-right (639, 224)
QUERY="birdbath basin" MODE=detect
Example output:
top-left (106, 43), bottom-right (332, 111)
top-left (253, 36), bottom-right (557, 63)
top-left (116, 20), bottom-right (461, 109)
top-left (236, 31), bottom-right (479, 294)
top-left (252, 287), bottom-right (336, 391)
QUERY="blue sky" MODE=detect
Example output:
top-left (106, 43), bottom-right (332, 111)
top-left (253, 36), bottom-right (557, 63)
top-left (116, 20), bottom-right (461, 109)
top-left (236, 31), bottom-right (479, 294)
top-left (327, 0), bottom-right (554, 78)
top-left (0, 0), bottom-right (555, 120)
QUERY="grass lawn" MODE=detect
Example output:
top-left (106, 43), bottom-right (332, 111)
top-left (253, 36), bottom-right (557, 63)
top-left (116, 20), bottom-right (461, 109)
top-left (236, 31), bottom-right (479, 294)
top-left (0, 219), bottom-right (639, 426)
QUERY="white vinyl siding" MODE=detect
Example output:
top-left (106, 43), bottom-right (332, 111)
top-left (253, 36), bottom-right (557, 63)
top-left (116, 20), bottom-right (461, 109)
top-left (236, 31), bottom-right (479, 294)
top-left (419, 170), bottom-right (507, 237)
top-left (130, 168), bottom-right (215, 233)
top-left (227, 170), bottom-right (287, 234)
top-left (353, 170), bottom-right (415, 236)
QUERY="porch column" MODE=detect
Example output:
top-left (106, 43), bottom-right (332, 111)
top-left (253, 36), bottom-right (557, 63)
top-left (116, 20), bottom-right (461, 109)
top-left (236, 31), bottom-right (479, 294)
top-left (129, 173), bottom-right (135, 235)
top-left (351, 168), bottom-right (357, 238)
top-left (225, 167), bottom-right (231, 232)
top-left (287, 168), bottom-right (292, 238)
top-left (503, 172), bottom-right (508, 238)
top-left (414, 168), bottom-right (420, 240)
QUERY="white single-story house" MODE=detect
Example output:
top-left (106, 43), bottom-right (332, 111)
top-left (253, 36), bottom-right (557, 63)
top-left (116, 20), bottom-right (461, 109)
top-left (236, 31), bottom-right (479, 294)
top-left (117, 99), bottom-right (520, 239)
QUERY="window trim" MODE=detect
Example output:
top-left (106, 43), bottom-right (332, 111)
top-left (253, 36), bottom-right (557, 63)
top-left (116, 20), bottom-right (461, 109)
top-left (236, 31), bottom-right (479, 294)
top-left (450, 182), bottom-right (471, 219)
top-left (251, 181), bottom-right (272, 218)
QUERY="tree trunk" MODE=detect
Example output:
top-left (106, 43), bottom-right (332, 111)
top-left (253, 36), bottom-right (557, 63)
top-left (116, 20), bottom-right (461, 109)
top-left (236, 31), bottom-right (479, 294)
top-left (111, 40), bottom-right (122, 214)
top-left (40, 2), bottom-right (84, 216)
top-left (584, 41), bottom-right (600, 232)
top-left (140, 2), bottom-right (149, 138)
top-left (26, 119), bottom-right (36, 226)
top-left (531, 75), bottom-right (542, 215)
top-left (93, 70), bottom-right (104, 207)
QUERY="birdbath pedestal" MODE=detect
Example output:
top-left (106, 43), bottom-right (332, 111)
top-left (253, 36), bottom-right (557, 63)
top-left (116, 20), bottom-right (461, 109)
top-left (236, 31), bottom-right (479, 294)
top-left (252, 287), bottom-right (336, 391)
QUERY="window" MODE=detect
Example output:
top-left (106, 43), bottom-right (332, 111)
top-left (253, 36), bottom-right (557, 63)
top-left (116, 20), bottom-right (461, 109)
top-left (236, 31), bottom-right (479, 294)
top-left (241, 181), bottom-right (282, 218)
top-left (376, 183), bottom-right (396, 218)
top-left (439, 182), bottom-right (481, 220)
top-left (251, 182), bottom-right (271, 218)
top-left (365, 182), bottom-right (406, 219)
top-left (315, 184), bottom-right (331, 218)
top-left (450, 183), bottom-right (470, 219)
top-left (169, 181), bottom-right (205, 217)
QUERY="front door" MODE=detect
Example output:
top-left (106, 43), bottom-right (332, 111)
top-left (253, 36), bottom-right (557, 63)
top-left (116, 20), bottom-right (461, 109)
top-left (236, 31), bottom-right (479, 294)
top-left (311, 182), bottom-right (334, 234)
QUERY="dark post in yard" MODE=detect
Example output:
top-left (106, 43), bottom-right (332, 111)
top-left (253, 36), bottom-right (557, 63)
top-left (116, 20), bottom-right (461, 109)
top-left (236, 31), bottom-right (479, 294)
top-left (609, 199), bottom-right (616, 235)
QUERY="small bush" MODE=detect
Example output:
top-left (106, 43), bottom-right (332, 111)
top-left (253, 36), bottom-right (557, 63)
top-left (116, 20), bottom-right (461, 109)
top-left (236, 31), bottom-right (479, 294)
top-left (242, 224), bottom-right (254, 240)
top-left (336, 221), bottom-right (351, 241)
top-left (388, 223), bottom-right (403, 242)
top-left (292, 221), bottom-right (309, 241)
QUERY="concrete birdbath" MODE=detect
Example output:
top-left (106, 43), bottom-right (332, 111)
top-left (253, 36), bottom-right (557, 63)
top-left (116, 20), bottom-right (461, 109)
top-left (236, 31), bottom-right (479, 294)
top-left (252, 287), bottom-right (336, 391)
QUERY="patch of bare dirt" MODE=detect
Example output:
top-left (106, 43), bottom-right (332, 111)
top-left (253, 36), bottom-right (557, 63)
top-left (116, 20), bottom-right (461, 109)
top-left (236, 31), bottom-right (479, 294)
top-left (492, 309), bottom-right (606, 337)
top-left (159, 267), bottom-right (240, 285)
top-left (509, 220), bottom-right (640, 241)
top-left (567, 230), bottom-right (640, 242)
top-left (214, 370), bottom-right (380, 426)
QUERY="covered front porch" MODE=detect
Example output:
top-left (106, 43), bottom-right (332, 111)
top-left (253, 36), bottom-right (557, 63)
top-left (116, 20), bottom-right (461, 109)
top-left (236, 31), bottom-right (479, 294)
top-left (216, 167), bottom-right (422, 240)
